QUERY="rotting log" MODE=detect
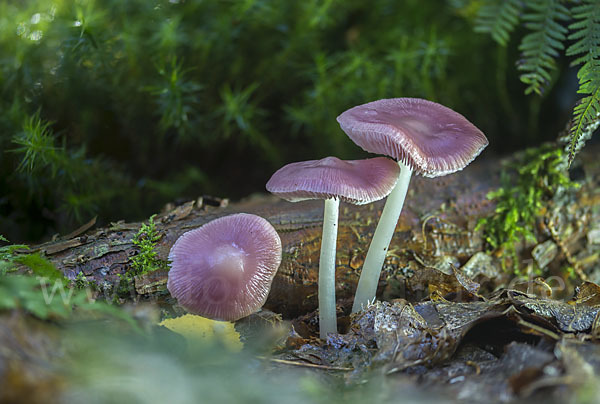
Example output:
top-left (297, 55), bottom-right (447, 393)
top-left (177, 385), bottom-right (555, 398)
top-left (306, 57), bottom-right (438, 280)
top-left (26, 144), bottom-right (600, 317)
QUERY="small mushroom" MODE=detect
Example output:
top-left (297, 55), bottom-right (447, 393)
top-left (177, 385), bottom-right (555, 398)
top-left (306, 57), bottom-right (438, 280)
top-left (337, 98), bottom-right (489, 313)
top-left (266, 156), bottom-right (399, 338)
top-left (167, 213), bottom-right (282, 321)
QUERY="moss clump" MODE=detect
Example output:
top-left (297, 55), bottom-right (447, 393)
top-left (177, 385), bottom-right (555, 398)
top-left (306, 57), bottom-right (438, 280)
top-left (74, 271), bottom-right (94, 290)
top-left (114, 214), bottom-right (167, 299)
top-left (476, 144), bottom-right (578, 274)
top-left (130, 214), bottom-right (168, 275)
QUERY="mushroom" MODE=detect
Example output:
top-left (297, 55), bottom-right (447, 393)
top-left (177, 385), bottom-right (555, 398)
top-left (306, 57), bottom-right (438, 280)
top-left (167, 213), bottom-right (282, 321)
top-left (337, 98), bottom-right (489, 313)
top-left (266, 156), bottom-right (399, 338)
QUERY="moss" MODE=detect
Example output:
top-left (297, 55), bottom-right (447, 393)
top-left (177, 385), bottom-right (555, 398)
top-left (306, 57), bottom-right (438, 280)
top-left (115, 273), bottom-right (136, 300)
top-left (129, 214), bottom-right (168, 276)
top-left (110, 214), bottom-right (170, 298)
top-left (74, 271), bottom-right (94, 290)
top-left (475, 144), bottom-right (578, 274)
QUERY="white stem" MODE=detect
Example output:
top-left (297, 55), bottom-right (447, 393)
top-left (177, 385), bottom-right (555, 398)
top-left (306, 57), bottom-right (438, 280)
top-left (351, 161), bottom-right (413, 313)
top-left (319, 198), bottom-right (339, 338)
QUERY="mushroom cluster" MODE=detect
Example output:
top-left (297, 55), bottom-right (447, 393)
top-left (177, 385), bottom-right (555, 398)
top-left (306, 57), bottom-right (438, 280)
top-left (166, 97), bottom-right (488, 340)
top-left (266, 98), bottom-right (487, 337)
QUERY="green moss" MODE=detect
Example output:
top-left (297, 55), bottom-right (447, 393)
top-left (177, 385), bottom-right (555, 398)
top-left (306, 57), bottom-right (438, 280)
top-left (129, 214), bottom-right (168, 275)
top-left (74, 271), bottom-right (94, 290)
top-left (112, 213), bottom-right (167, 298)
top-left (475, 144), bottom-right (578, 274)
top-left (115, 273), bottom-right (136, 300)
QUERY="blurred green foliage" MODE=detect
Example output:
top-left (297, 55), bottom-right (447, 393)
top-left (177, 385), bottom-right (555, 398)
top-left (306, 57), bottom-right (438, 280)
top-left (0, 0), bottom-right (573, 242)
top-left (0, 274), bottom-right (138, 326)
top-left (1, 234), bottom-right (65, 280)
top-left (60, 324), bottom-right (433, 404)
top-left (0, 235), bottom-right (28, 274)
top-left (0, 234), bottom-right (139, 328)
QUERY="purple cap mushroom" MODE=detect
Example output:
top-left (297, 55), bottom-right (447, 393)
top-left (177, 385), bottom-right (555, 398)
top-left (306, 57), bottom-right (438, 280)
top-left (167, 213), bottom-right (282, 321)
top-left (266, 156), bottom-right (399, 338)
top-left (337, 98), bottom-right (488, 313)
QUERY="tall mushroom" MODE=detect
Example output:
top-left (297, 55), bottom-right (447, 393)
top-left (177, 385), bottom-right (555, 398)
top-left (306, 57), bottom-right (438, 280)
top-left (167, 213), bottom-right (282, 321)
top-left (337, 98), bottom-right (489, 313)
top-left (266, 156), bottom-right (399, 338)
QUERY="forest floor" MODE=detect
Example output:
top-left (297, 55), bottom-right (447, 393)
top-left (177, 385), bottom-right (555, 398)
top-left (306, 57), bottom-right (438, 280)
top-left (1, 142), bottom-right (600, 403)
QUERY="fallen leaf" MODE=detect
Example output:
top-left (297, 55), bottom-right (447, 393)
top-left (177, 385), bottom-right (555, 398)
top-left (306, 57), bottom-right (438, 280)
top-left (159, 314), bottom-right (242, 352)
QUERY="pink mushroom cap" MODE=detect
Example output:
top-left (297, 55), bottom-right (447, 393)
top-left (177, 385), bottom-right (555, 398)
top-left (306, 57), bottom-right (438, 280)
top-left (265, 156), bottom-right (400, 204)
top-left (336, 98), bottom-right (489, 177)
top-left (167, 213), bottom-right (282, 321)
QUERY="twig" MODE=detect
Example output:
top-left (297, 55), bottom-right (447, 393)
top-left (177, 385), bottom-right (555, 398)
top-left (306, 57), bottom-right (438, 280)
top-left (257, 356), bottom-right (353, 371)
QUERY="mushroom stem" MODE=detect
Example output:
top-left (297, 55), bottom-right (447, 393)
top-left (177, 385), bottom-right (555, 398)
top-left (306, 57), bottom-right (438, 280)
top-left (352, 161), bottom-right (413, 313)
top-left (319, 197), bottom-right (339, 338)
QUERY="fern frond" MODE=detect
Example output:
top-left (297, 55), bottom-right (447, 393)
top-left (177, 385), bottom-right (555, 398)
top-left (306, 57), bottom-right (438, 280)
top-left (566, 0), bottom-right (600, 66)
top-left (568, 60), bottom-right (600, 165)
top-left (565, 1), bottom-right (600, 165)
top-left (517, 0), bottom-right (570, 95)
top-left (474, 0), bottom-right (523, 46)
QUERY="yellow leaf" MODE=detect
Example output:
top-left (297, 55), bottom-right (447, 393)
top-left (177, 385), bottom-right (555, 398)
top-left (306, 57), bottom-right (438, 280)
top-left (159, 314), bottom-right (243, 352)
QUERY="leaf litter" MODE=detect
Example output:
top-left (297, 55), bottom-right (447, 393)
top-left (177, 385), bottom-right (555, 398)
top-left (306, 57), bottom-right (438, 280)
top-left (243, 267), bottom-right (600, 403)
